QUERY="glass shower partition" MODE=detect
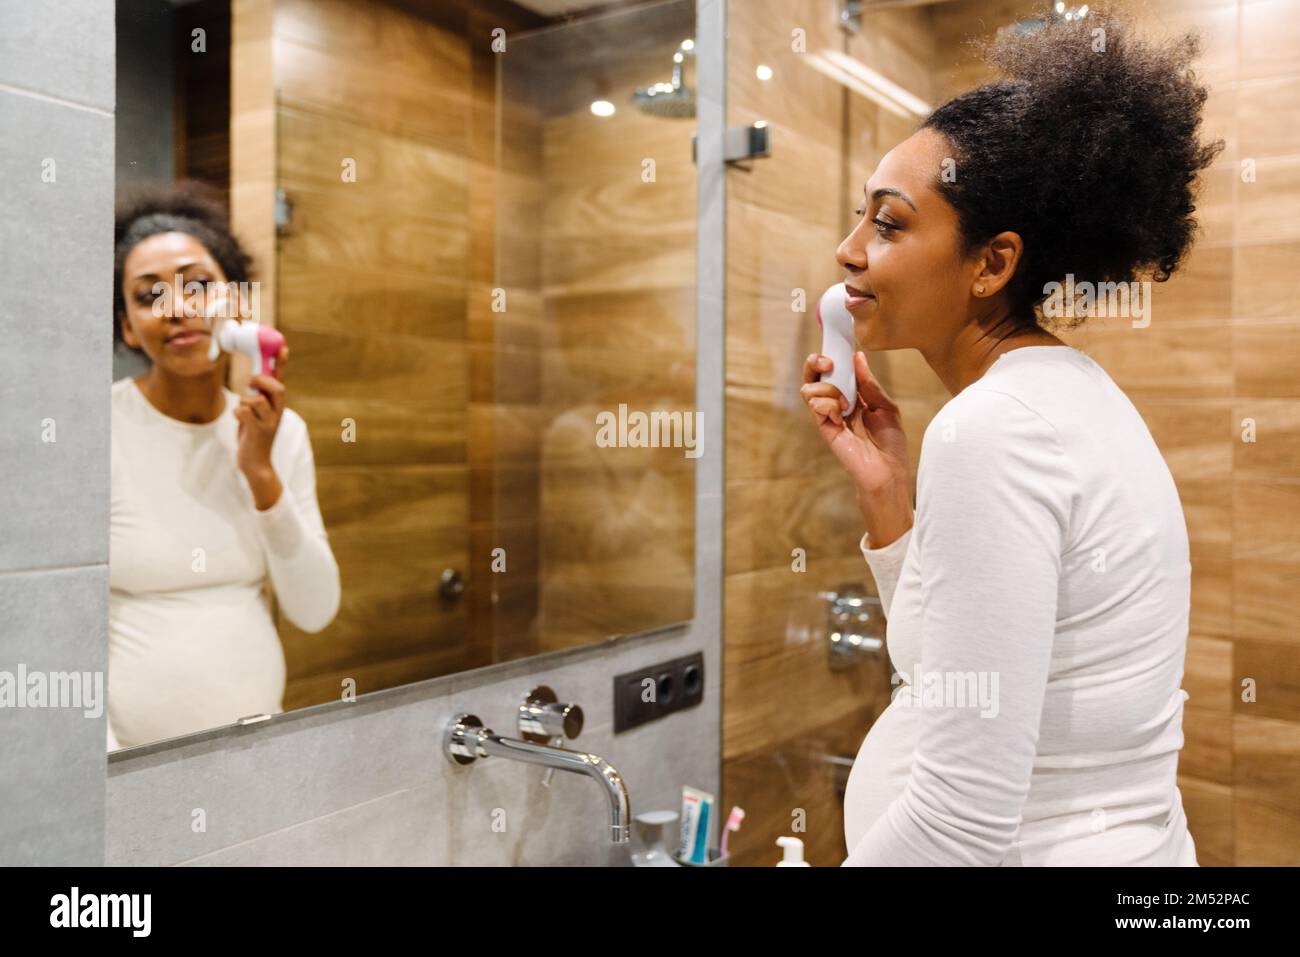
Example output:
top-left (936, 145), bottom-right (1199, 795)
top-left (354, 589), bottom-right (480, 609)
top-left (487, 0), bottom-right (699, 662)
top-left (718, 0), bottom-right (942, 867)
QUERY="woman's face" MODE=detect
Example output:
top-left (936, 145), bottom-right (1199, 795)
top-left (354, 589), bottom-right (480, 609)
top-left (836, 127), bottom-right (980, 354)
top-left (119, 231), bottom-right (228, 377)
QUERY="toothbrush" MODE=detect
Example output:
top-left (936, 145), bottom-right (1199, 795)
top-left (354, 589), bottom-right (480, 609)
top-left (719, 805), bottom-right (745, 858)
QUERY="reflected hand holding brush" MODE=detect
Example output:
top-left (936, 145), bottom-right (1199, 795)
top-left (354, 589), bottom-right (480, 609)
top-left (201, 293), bottom-right (291, 509)
top-left (205, 300), bottom-right (287, 395)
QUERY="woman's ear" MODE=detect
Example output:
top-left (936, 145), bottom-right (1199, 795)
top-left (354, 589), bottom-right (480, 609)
top-left (972, 230), bottom-right (1024, 297)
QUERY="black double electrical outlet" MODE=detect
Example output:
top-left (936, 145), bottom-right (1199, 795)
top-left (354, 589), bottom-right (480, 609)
top-left (613, 651), bottom-right (705, 733)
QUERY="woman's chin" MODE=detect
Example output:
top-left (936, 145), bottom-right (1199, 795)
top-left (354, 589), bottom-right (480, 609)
top-left (158, 358), bottom-right (219, 379)
top-left (854, 322), bottom-right (888, 353)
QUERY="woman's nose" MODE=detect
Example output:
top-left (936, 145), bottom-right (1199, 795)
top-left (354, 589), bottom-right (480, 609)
top-left (836, 232), bottom-right (867, 273)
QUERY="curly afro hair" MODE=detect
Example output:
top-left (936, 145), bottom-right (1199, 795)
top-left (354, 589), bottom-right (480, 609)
top-left (919, 9), bottom-right (1225, 328)
top-left (113, 180), bottom-right (253, 349)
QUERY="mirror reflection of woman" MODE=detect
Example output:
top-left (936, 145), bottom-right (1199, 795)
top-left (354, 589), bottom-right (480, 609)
top-left (108, 182), bottom-right (340, 750)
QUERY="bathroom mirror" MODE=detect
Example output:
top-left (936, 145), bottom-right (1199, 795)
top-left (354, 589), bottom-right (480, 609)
top-left (108, 0), bottom-right (696, 751)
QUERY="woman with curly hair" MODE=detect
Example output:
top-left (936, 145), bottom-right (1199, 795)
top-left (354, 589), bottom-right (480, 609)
top-left (803, 12), bottom-right (1223, 865)
top-left (109, 181), bottom-right (340, 750)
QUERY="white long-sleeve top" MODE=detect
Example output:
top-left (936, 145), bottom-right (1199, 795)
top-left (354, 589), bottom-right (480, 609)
top-left (842, 345), bottom-right (1198, 866)
top-left (108, 377), bottom-right (340, 749)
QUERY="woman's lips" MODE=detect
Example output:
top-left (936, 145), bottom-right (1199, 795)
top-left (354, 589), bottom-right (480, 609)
top-left (844, 292), bottom-right (876, 310)
top-left (167, 331), bottom-right (208, 347)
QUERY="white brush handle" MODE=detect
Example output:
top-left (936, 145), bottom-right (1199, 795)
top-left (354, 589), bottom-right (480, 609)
top-left (817, 282), bottom-right (857, 414)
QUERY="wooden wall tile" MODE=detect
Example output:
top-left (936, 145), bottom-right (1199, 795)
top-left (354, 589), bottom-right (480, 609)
top-left (1235, 638), bottom-right (1300, 723)
top-left (1185, 635), bottom-right (1235, 713)
top-left (1232, 480), bottom-right (1300, 645)
top-left (1232, 713), bottom-right (1300, 864)
top-left (1177, 776), bottom-right (1235, 866)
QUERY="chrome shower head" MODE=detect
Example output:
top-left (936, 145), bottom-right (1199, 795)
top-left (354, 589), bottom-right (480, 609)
top-left (632, 84), bottom-right (695, 118)
top-left (632, 40), bottom-right (696, 119)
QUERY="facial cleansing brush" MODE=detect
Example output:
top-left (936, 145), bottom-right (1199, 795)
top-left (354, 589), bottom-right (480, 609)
top-left (206, 313), bottom-right (286, 394)
top-left (816, 282), bottom-right (857, 415)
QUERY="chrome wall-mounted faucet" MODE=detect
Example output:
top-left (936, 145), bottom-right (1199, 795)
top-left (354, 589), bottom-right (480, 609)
top-left (819, 584), bottom-right (885, 670)
top-left (518, 685), bottom-right (583, 788)
top-left (443, 686), bottom-right (630, 845)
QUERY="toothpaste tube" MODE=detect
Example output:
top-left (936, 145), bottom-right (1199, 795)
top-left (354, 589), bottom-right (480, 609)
top-left (678, 785), bottom-right (714, 865)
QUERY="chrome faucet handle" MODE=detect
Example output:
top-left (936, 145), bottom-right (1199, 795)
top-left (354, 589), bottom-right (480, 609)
top-left (822, 584), bottom-right (885, 670)
top-left (444, 713), bottom-right (489, 765)
top-left (519, 685), bottom-right (583, 740)
top-left (519, 686), bottom-right (583, 788)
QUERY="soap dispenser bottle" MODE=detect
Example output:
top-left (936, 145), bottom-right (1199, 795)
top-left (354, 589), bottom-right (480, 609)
top-left (776, 836), bottom-right (810, 866)
top-left (630, 810), bottom-right (682, 867)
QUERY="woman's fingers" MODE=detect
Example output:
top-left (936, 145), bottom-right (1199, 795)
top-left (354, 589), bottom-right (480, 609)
top-left (803, 383), bottom-right (844, 424)
top-left (240, 392), bottom-right (272, 424)
top-left (803, 382), bottom-right (846, 425)
top-left (802, 352), bottom-right (835, 384)
top-left (250, 373), bottom-right (286, 415)
top-left (808, 351), bottom-right (894, 416)
top-left (855, 351), bottom-right (896, 411)
top-left (854, 351), bottom-right (899, 413)
top-left (232, 405), bottom-right (254, 437)
top-left (801, 380), bottom-right (849, 410)
top-left (845, 400), bottom-right (881, 450)
top-left (809, 395), bottom-right (843, 426)
top-left (251, 373), bottom-right (285, 396)
top-left (803, 354), bottom-right (851, 418)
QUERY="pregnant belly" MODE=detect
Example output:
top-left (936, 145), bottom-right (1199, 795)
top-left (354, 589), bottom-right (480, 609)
top-left (108, 584), bottom-right (287, 748)
top-left (843, 691), bottom-right (923, 853)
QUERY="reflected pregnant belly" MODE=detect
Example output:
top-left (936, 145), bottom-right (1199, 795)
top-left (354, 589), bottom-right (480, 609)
top-left (843, 691), bottom-right (922, 853)
top-left (108, 583), bottom-right (287, 748)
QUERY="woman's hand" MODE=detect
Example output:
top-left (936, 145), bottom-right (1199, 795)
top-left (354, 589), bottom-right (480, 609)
top-left (234, 343), bottom-right (289, 510)
top-left (801, 350), bottom-right (914, 545)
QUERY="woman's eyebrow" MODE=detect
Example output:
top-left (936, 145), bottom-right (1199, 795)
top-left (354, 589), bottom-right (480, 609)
top-left (129, 262), bottom-right (211, 283)
top-left (866, 185), bottom-right (917, 212)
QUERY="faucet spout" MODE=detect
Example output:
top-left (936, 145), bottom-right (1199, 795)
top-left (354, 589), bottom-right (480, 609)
top-left (480, 733), bottom-right (630, 844)
top-left (444, 713), bottom-right (630, 844)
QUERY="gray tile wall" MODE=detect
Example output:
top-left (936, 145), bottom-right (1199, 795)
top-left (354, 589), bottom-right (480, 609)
top-left (0, 0), bottom-right (115, 866)
top-left (99, 0), bottom-right (729, 867)
top-left (108, 627), bottom-right (723, 866)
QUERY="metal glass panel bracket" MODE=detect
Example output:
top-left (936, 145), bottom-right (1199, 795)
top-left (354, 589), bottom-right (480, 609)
top-left (691, 122), bottom-right (771, 168)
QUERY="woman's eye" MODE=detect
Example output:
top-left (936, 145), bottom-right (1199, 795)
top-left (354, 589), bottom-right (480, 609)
top-left (872, 217), bottom-right (898, 235)
top-left (854, 204), bottom-right (865, 216)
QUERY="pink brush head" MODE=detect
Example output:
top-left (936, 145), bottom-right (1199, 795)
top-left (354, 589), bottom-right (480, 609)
top-left (719, 805), bottom-right (745, 857)
top-left (255, 325), bottom-right (286, 379)
top-left (206, 311), bottom-right (286, 393)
